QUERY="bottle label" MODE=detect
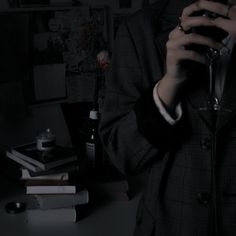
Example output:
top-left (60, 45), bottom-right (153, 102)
top-left (85, 142), bottom-right (96, 167)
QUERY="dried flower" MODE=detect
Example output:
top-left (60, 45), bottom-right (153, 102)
top-left (97, 50), bottom-right (110, 69)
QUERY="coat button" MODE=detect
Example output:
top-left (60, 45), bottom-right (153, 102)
top-left (200, 138), bottom-right (211, 150)
top-left (197, 192), bottom-right (211, 205)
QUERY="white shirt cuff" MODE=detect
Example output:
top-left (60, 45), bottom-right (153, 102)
top-left (153, 82), bottom-right (182, 125)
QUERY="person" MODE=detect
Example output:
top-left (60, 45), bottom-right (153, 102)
top-left (99, 0), bottom-right (236, 235)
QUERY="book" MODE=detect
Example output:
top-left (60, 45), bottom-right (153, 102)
top-left (21, 164), bottom-right (79, 177)
top-left (26, 207), bottom-right (77, 225)
top-left (35, 190), bottom-right (89, 209)
top-left (21, 168), bottom-right (69, 181)
top-left (26, 204), bottom-right (89, 225)
top-left (26, 180), bottom-right (76, 194)
top-left (6, 151), bottom-right (42, 172)
top-left (11, 142), bottom-right (78, 170)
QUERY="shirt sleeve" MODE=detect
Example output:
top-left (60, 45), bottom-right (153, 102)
top-left (153, 82), bottom-right (182, 125)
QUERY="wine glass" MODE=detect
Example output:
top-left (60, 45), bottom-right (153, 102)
top-left (187, 6), bottom-right (229, 112)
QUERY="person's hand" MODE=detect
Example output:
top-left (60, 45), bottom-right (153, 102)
top-left (157, 0), bottom-right (224, 112)
top-left (182, 0), bottom-right (236, 39)
top-left (164, 23), bottom-right (222, 84)
top-left (164, 0), bottom-right (228, 84)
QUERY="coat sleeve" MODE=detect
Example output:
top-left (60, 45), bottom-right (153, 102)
top-left (99, 21), bottom-right (187, 176)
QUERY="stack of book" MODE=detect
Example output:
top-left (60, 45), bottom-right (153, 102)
top-left (6, 142), bottom-right (89, 224)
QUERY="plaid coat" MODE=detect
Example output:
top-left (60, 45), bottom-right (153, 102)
top-left (99, 0), bottom-right (236, 235)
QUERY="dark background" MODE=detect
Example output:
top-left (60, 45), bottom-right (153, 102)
top-left (0, 0), bottom-right (151, 154)
top-left (0, 1), bottom-right (154, 235)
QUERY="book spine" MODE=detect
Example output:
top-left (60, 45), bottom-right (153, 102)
top-left (25, 164), bottom-right (78, 177)
top-left (21, 169), bottom-right (69, 180)
top-left (26, 185), bottom-right (76, 194)
top-left (6, 151), bottom-right (42, 172)
top-left (26, 207), bottom-right (76, 225)
top-left (11, 149), bottom-right (46, 170)
top-left (36, 190), bottom-right (89, 209)
top-left (12, 150), bottom-right (77, 170)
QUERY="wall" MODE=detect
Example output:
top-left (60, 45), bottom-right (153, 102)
top-left (0, 1), bottom-right (73, 151)
top-left (0, 0), bottom-right (9, 9)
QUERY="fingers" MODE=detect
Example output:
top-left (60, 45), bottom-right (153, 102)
top-left (225, 4), bottom-right (236, 20)
top-left (167, 33), bottom-right (223, 51)
top-left (182, 0), bottom-right (236, 19)
top-left (182, 1), bottom-right (226, 18)
top-left (181, 16), bottom-right (214, 31)
top-left (166, 25), bottom-right (224, 69)
top-left (168, 26), bottom-right (185, 39)
top-left (179, 1), bottom-right (236, 41)
top-left (182, 1), bottom-right (202, 18)
top-left (165, 22), bottom-right (211, 83)
top-left (167, 49), bottom-right (206, 64)
top-left (197, 1), bottom-right (235, 19)
top-left (212, 17), bottom-right (236, 37)
top-left (169, 19), bottom-right (213, 39)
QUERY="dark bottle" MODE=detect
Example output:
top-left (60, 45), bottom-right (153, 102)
top-left (85, 108), bottom-right (103, 171)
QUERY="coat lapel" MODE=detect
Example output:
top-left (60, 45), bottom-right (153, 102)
top-left (185, 65), bottom-right (216, 131)
top-left (186, 45), bottom-right (236, 132)
top-left (216, 45), bottom-right (236, 131)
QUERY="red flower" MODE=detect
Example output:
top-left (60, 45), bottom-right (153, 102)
top-left (97, 50), bottom-right (110, 69)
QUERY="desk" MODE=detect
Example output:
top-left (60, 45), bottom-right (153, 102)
top-left (0, 174), bottom-right (146, 236)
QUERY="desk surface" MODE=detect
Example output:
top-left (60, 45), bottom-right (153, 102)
top-left (0, 175), bottom-right (145, 236)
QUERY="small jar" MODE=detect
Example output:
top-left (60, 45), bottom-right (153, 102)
top-left (36, 128), bottom-right (56, 151)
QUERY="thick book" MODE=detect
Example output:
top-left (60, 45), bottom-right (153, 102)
top-left (6, 151), bottom-right (42, 172)
top-left (35, 190), bottom-right (89, 209)
top-left (11, 143), bottom-right (78, 170)
top-left (26, 180), bottom-right (76, 194)
top-left (26, 207), bottom-right (77, 225)
top-left (21, 168), bottom-right (69, 181)
top-left (26, 204), bottom-right (89, 225)
top-left (21, 164), bottom-right (79, 177)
